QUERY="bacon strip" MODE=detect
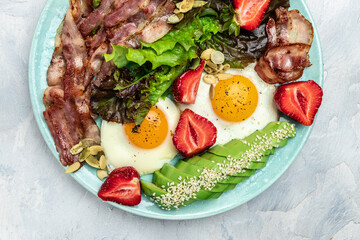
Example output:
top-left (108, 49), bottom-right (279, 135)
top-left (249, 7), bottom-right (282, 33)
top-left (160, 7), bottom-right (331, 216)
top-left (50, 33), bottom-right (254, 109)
top-left (136, 0), bottom-right (174, 43)
top-left (79, 0), bottom-right (114, 37)
top-left (62, 10), bottom-right (101, 142)
top-left (255, 7), bottom-right (314, 84)
top-left (70, 0), bottom-right (92, 24)
top-left (264, 44), bottom-right (311, 72)
top-left (44, 10), bottom-right (101, 166)
top-left (104, 0), bottom-right (150, 28)
top-left (47, 22), bottom-right (65, 87)
top-left (108, 0), bottom-right (171, 46)
top-left (267, 7), bottom-right (314, 48)
top-left (43, 0), bottom-right (176, 166)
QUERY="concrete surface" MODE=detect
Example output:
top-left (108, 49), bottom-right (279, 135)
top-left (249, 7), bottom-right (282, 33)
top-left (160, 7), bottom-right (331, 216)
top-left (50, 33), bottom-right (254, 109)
top-left (0, 0), bottom-right (360, 239)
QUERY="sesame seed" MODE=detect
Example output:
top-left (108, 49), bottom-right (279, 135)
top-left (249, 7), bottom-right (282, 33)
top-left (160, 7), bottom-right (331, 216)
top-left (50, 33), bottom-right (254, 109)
top-left (150, 123), bottom-right (296, 209)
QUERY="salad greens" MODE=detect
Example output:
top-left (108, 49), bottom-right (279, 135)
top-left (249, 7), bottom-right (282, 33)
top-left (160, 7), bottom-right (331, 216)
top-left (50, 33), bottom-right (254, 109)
top-left (94, 16), bottom-right (221, 124)
top-left (92, 65), bottom-right (188, 125)
top-left (104, 16), bottom-right (221, 69)
top-left (91, 0), bottom-right (290, 125)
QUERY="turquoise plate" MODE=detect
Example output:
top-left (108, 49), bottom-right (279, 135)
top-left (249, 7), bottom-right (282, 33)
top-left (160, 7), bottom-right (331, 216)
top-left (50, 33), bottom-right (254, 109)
top-left (29, 0), bottom-right (323, 220)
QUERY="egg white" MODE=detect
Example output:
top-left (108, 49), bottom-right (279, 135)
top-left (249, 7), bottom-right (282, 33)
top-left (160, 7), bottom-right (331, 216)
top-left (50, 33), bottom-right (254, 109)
top-left (102, 98), bottom-right (180, 175)
top-left (178, 63), bottom-right (279, 145)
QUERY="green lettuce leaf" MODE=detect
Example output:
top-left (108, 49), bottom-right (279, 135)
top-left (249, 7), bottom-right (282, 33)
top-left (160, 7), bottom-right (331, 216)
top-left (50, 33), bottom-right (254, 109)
top-left (105, 16), bottom-right (221, 70)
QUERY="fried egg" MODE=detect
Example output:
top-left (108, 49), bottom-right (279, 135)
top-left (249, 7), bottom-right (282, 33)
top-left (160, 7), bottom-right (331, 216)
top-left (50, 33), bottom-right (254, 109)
top-left (178, 63), bottom-right (279, 145)
top-left (101, 98), bottom-right (180, 175)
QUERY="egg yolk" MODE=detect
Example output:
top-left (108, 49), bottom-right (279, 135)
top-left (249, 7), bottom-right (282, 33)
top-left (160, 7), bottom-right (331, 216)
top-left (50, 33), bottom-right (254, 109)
top-left (124, 106), bottom-right (168, 149)
top-left (211, 75), bottom-right (258, 122)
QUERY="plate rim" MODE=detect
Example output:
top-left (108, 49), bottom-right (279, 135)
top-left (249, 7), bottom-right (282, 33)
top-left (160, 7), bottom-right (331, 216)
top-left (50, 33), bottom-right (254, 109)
top-left (29, 0), bottom-right (323, 220)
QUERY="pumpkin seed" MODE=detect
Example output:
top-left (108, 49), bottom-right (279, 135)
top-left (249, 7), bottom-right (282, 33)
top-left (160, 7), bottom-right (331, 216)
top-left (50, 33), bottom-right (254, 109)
top-left (209, 84), bottom-right (215, 100)
top-left (80, 138), bottom-right (98, 148)
top-left (203, 74), bottom-right (217, 85)
top-left (179, 0), bottom-right (194, 13)
top-left (193, 0), bottom-right (208, 7)
top-left (88, 145), bottom-right (104, 155)
top-left (217, 73), bottom-right (233, 80)
top-left (79, 148), bottom-right (91, 162)
top-left (65, 162), bottom-right (81, 173)
top-left (211, 51), bottom-right (225, 65)
top-left (205, 60), bottom-right (217, 69)
top-left (201, 48), bottom-right (215, 60)
top-left (167, 13), bottom-right (184, 24)
top-left (85, 155), bottom-right (100, 169)
top-left (70, 142), bottom-right (83, 155)
top-left (97, 170), bottom-right (108, 181)
top-left (99, 155), bottom-right (107, 170)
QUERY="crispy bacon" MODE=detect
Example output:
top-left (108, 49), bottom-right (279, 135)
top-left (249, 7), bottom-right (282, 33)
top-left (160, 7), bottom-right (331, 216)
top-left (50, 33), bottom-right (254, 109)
top-left (264, 44), bottom-right (311, 72)
top-left (136, 0), bottom-right (174, 43)
top-left (44, 0), bottom-right (176, 166)
top-left (62, 10), bottom-right (100, 142)
top-left (255, 7), bottom-right (314, 84)
top-left (47, 22), bottom-right (65, 87)
top-left (85, 27), bottom-right (107, 55)
top-left (267, 7), bottom-right (314, 48)
top-left (108, 0), bottom-right (172, 46)
top-left (44, 105), bottom-right (80, 166)
top-left (79, 0), bottom-right (114, 37)
top-left (104, 0), bottom-right (150, 28)
top-left (70, 0), bottom-right (92, 25)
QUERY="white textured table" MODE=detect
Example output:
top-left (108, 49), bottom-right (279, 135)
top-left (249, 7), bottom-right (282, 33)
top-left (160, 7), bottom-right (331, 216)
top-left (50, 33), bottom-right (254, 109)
top-left (1, 0), bottom-right (359, 239)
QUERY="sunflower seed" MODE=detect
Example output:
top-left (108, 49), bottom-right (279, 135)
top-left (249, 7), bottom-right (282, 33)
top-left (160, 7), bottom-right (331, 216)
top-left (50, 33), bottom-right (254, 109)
top-left (209, 84), bottom-right (215, 100)
top-left (85, 155), bottom-right (100, 169)
top-left (97, 170), bottom-right (108, 181)
top-left (99, 155), bottom-right (107, 170)
top-left (203, 74), bottom-right (217, 84)
top-left (65, 162), bottom-right (81, 173)
top-left (193, 0), bottom-right (208, 7)
top-left (223, 63), bottom-right (231, 72)
top-left (205, 60), bottom-right (217, 69)
top-left (204, 66), bottom-right (214, 74)
top-left (217, 73), bottom-right (233, 80)
top-left (201, 48), bottom-right (215, 60)
top-left (211, 51), bottom-right (225, 65)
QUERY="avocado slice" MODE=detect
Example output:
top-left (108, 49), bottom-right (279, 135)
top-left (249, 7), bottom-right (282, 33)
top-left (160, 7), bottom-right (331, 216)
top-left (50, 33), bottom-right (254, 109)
top-left (160, 163), bottom-right (229, 195)
top-left (178, 157), bottom-right (249, 184)
top-left (141, 180), bottom-right (167, 197)
top-left (143, 121), bottom-right (296, 210)
top-left (175, 160), bottom-right (238, 190)
top-left (141, 179), bottom-right (197, 209)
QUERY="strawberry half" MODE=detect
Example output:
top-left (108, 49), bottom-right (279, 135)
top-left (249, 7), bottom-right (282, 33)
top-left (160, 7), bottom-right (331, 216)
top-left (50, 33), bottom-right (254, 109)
top-left (234, 0), bottom-right (271, 31)
top-left (172, 60), bottom-right (205, 104)
top-left (98, 167), bottom-right (141, 206)
top-left (173, 109), bottom-right (217, 158)
top-left (274, 80), bottom-right (323, 126)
